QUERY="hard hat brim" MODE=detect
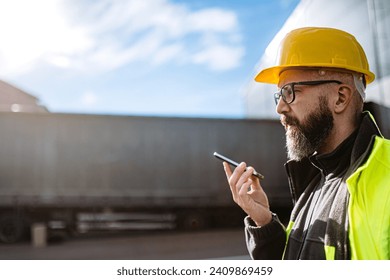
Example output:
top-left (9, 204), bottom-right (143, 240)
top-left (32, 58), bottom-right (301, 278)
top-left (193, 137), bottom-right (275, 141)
top-left (255, 64), bottom-right (375, 85)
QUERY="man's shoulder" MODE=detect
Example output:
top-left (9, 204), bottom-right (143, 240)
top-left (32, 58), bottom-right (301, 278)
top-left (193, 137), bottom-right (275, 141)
top-left (361, 136), bottom-right (390, 185)
top-left (372, 136), bottom-right (390, 159)
top-left (347, 135), bottom-right (390, 189)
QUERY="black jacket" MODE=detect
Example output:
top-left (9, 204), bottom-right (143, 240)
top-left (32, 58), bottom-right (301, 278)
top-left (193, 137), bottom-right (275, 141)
top-left (244, 112), bottom-right (382, 260)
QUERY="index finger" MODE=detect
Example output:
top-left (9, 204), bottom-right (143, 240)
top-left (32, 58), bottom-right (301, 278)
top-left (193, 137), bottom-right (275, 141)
top-left (223, 161), bottom-right (232, 180)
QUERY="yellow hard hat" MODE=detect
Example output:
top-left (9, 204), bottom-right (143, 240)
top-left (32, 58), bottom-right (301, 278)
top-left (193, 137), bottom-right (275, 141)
top-left (255, 27), bottom-right (375, 84)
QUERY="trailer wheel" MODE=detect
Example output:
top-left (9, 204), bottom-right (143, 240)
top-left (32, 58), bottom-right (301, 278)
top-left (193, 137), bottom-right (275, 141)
top-left (178, 211), bottom-right (208, 230)
top-left (0, 215), bottom-right (26, 243)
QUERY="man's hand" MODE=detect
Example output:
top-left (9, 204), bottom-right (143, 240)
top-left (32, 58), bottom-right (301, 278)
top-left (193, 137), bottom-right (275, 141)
top-left (223, 161), bottom-right (272, 227)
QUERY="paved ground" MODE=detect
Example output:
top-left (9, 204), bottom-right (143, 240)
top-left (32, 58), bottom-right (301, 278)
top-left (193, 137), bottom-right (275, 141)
top-left (0, 228), bottom-right (250, 260)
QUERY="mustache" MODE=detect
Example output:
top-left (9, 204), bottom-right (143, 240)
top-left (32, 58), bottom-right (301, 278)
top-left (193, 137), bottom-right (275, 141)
top-left (280, 114), bottom-right (299, 128)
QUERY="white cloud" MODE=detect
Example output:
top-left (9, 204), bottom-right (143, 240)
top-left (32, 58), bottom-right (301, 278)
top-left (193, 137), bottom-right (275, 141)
top-left (187, 8), bottom-right (238, 33)
top-left (0, 0), bottom-right (92, 75)
top-left (0, 0), bottom-right (244, 77)
top-left (153, 44), bottom-right (184, 65)
top-left (80, 91), bottom-right (98, 106)
top-left (193, 45), bottom-right (244, 71)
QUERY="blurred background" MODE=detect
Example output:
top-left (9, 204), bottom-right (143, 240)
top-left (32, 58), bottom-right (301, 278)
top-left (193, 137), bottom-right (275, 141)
top-left (0, 0), bottom-right (389, 260)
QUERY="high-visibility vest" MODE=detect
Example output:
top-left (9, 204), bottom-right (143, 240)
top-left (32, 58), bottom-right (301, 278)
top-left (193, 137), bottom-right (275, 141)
top-left (284, 136), bottom-right (390, 260)
top-left (344, 135), bottom-right (390, 260)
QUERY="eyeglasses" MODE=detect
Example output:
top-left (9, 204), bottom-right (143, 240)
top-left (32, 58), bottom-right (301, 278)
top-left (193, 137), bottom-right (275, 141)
top-left (274, 80), bottom-right (342, 105)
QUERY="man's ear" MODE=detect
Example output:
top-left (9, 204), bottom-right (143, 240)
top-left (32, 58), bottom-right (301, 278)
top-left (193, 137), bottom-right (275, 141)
top-left (334, 85), bottom-right (353, 114)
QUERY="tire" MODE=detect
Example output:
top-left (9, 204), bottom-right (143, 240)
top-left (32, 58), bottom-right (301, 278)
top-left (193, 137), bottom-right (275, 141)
top-left (177, 210), bottom-right (209, 230)
top-left (0, 214), bottom-right (26, 243)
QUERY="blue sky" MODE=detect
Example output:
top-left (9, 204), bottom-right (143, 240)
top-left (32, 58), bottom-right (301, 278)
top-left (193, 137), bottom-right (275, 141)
top-left (0, 0), bottom-right (299, 118)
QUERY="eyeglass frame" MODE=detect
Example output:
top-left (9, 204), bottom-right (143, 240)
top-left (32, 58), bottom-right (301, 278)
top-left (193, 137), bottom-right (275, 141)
top-left (274, 80), bottom-right (343, 105)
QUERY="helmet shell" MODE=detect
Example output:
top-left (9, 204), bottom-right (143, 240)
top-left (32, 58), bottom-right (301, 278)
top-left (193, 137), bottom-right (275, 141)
top-left (255, 27), bottom-right (375, 84)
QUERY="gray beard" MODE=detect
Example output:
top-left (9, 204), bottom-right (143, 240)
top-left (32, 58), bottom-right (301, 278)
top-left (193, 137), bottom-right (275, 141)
top-left (282, 96), bottom-right (334, 161)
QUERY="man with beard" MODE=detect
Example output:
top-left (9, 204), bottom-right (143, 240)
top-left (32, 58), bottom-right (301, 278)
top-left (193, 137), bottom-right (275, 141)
top-left (223, 27), bottom-right (390, 260)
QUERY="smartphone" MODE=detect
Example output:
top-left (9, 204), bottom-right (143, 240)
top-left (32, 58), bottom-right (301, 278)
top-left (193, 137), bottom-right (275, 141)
top-left (213, 152), bottom-right (264, 180)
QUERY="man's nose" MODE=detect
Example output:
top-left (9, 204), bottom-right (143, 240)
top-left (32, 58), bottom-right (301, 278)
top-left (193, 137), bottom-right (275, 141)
top-left (276, 97), bottom-right (290, 115)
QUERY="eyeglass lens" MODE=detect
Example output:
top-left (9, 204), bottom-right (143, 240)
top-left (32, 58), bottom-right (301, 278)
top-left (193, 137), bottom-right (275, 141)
top-left (274, 84), bottom-right (294, 105)
top-left (281, 85), bottom-right (294, 103)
